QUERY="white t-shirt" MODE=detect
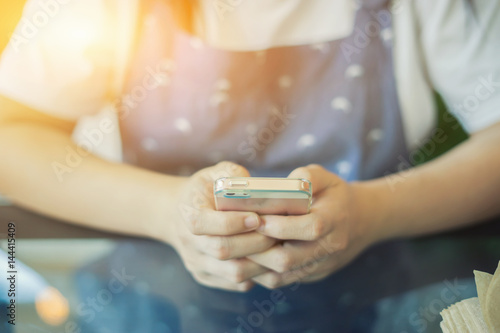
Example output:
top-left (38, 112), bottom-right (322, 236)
top-left (0, 0), bottom-right (499, 160)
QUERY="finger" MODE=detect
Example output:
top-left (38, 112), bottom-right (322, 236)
top-left (288, 164), bottom-right (339, 195)
top-left (187, 208), bottom-right (261, 236)
top-left (252, 265), bottom-right (333, 289)
top-left (217, 258), bottom-right (269, 283)
top-left (252, 270), bottom-right (304, 289)
top-left (184, 161), bottom-right (251, 210)
top-left (248, 239), bottom-right (333, 273)
top-left (187, 253), bottom-right (269, 284)
top-left (203, 161), bottom-right (251, 183)
top-left (191, 271), bottom-right (255, 292)
top-left (199, 232), bottom-right (277, 260)
top-left (300, 271), bottom-right (332, 283)
top-left (251, 250), bottom-right (341, 289)
top-left (257, 208), bottom-right (333, 241)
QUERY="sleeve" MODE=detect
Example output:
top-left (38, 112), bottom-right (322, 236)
top-left (0, 0), bottom-right (119, 120)
top-left (416, 0), bottom-right (500, 133)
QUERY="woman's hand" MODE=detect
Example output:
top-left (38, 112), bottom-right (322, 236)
top-left (248, 164), bottom-right (380, 289)
top-left (170, 161), bottom-right (277, 292)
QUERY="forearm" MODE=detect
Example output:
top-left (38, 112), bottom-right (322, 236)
top-left (0, 123), bottom-right (184, 243)
top-left (355, 123), bottom-right (500, 242)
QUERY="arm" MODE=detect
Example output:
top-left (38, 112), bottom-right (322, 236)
top-left (0, 95), bottom-right (274, 291)
top-left (248, 123), bottom-right (500, 289)
top-left (360, 121), bottom-right (500, 242)
top-left (0, 94), bottom-right (183, 240)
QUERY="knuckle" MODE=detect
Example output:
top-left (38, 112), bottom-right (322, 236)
top-left (182, 204), bottom-right (195, 220)
top-left (294, 166), bottom-right (311, 179)
top-left (217, 214), bottom-right (233, 235)
top-left (261, 236), bottom-right (278, 250)
top-left (238, 282), bottom-right (254, 292)
top-left (191, 272), bottom-right (208, 285)
top-left (307, 163), bottom-right (325, 173)
top-left (265, 274), bottom-right (282, 289)
top-left (310, 215), bottom-right (326, 240)
top-left (215, 161), bottom-right (234, 178)
top-left (209, 236), bottom-right (231, 260)
top-left (228, 262), bottom-right (246, 283)
top-left (216, 161), bottom-right (234, 169)
top-left (193, 188), bottom-right (210, 207)
top-left (184, 261), bottom-right (197, 274)
top-left (182, 209), bottom-right (198, 226)
top-left (218, 161), bottom-right (248, 177)
top-left (178, 231), bottom-right (192, 246)
top-left (186, 216), bottom-right (203, 235)
top-left (190, 170), bottom-right (206, 184)
top-left (275, 249), bottom-right (294, 273)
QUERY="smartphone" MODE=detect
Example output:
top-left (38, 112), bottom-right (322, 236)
top-left (214, 177), bottom-right (312, 215)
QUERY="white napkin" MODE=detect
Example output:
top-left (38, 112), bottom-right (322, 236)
top-left (440, 261), bottom-right (500, 333)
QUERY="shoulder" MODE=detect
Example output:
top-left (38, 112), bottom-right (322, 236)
top-left (413, 0), bottom-right (500, 133)
top-left (193, 0), bottom-right (356, 50)
top-left (0, 0), bottom-right (138, 120)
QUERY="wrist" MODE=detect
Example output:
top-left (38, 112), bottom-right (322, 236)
top-left (146, 174), bottom-right (187, 246)
top-left (350, 179), bottom-right (392, 246)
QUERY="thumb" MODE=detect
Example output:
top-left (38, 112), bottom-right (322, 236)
top-left (209, 161), bottom-right (250, 181)
top-left (288, 164), bottom-right (339, 195)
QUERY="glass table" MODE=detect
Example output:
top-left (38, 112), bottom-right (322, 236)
top-left (1, 205), bottom-right (499, 333)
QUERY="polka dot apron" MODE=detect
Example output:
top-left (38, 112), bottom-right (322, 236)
top-left (119, 0), bottom-right (408, 181)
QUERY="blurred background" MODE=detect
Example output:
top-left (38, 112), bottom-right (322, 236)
top-left (0, 0), bottom-right (469, 174)
top-left (0, 0), bottom-right (24, 204)
top-left (0, 3), bottom-right (493, 332)
top-left (0, 0), bottom-right (25, 53)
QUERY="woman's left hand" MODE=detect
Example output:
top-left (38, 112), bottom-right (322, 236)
top-left (248, 164), bottom-right (381, 289)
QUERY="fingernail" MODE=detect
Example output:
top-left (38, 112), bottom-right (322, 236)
top-left (244, 215), bottom-right (259, 229)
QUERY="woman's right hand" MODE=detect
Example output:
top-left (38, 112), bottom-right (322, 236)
top-left (170, 162), bottom-right (277, 292)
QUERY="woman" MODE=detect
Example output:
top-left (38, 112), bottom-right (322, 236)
top-left (0, 0), bottom-right (499, 291)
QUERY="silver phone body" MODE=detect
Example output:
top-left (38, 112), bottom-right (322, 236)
top-left (214, 177), bottom-right (312, 215)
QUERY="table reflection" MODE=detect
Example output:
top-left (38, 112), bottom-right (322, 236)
top-left (1, 234), bottom-right (499, 333)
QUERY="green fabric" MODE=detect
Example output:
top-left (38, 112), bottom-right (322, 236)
top-left (413, 93), bottom-right (469, 165)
